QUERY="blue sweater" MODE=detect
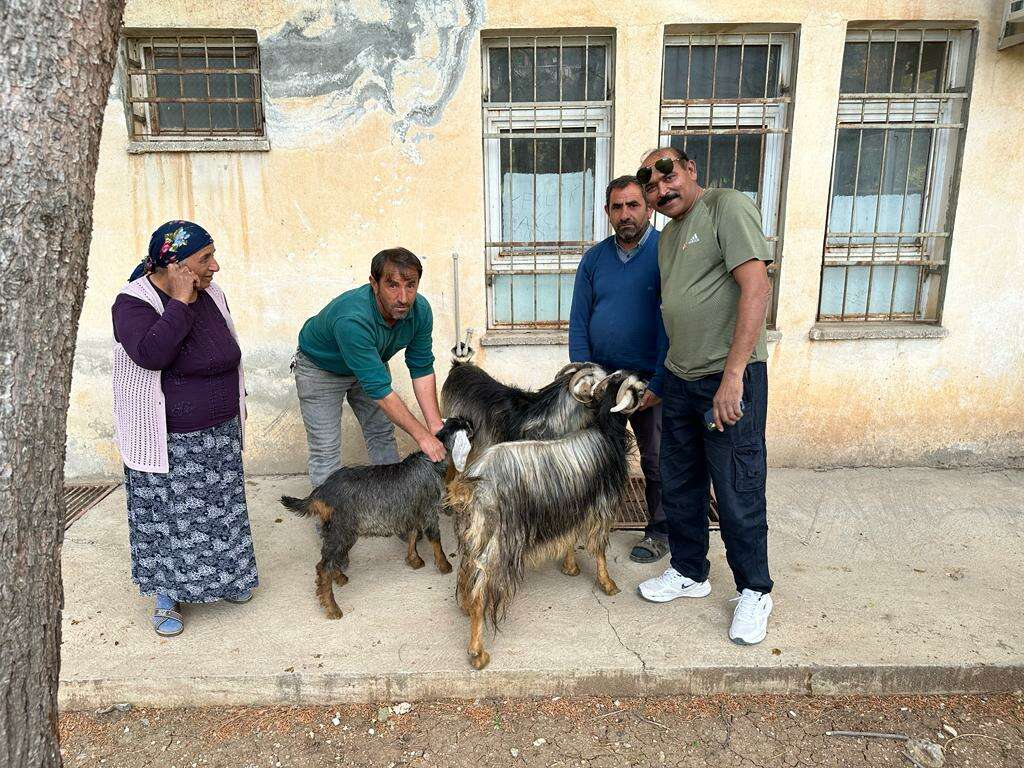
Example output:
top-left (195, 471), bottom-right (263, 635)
top-left (568, 230), bottom-right (669, 396)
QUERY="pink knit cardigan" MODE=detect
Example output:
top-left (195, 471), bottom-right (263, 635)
top-left (112, 276), bottom-right (246, 473)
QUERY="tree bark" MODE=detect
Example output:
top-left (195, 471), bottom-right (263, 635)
top-left (0, 2), bottom-right (126, 767)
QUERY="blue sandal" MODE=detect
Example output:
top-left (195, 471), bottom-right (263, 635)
top-left (152, 595), bottom-right (183, 636)
top-left (224, 590), bottom-right (253, 604)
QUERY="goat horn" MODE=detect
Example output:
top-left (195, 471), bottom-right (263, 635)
top-left (556, 362), bottom-right (584, 379)
top-left (610, 375), bottom-right (643, 413)
top-left (593, 370), bottom-right (624, 400)
top-left (569, 367), bottom-right (598, 402)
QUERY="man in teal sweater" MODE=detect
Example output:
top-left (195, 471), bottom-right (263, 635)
top-left (293, 247), bottom-right (445, 488)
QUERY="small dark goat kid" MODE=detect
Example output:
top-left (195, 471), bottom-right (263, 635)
top-left (441, 341), bottom-right (607, 454)
top-left (446, 371), bottom-right (646, 670)
top-left (280, 418), bottom-right (474, 619)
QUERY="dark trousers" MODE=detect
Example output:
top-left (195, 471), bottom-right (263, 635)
top-left (628, 404), bottom-right (666, 541)
top-left (660, 362), bottom-right (773, 594)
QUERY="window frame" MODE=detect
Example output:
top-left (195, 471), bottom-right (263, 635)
top-left (120, 28), bottom-right (269, 151)
top-left (657, 31), bottom-right (796, 327)
top-left (818, 27), bottom-right (974, 324)
top-left (480, 34), bottom-right (614, 331)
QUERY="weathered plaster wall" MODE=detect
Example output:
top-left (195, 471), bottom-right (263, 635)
top-left (67, 0), bottom-right (1024, 479)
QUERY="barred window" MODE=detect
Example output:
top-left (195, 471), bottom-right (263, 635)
top-left (122, 30), bottom-right (266, 145)
top-left (481, 34), bottom-right (613, 330)
top-left (818, 28), bottom-right (974, 323)
top-left (659, 31), bottom-right (795, 327)
top-left (1000, 1), bottom-right (1024, 50)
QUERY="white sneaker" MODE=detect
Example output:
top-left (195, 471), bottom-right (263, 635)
top-left (729, 589), bottom-right (773, 645)
top-left (637, 567), bottom-right (711, 603)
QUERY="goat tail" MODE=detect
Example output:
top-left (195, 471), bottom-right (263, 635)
top-left (280, 494), bottom-right (334, 523)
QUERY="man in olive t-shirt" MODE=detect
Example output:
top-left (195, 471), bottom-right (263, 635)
top-left (634, 147), bottom-right (775, 646)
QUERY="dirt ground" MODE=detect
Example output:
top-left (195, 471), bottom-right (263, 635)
top-left (59, 692), bottom-right (1024, 768)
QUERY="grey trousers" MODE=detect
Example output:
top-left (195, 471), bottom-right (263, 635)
top-left (629, 403), bottom-right (667, 541)
top-left (292, 350), bottom-right (400, 488)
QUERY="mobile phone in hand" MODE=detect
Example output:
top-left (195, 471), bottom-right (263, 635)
top-left (704, 401), bottom-right (744, 431)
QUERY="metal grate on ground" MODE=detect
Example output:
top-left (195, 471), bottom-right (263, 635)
top-left (64, 483), bottom-right (119, 530)
top-left (614, 476), bottom-right (719, 531)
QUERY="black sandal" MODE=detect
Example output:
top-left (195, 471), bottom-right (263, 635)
top-left (630, 536), bottom-right (670, 564)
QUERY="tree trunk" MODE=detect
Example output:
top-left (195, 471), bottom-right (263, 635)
top-left (0, 2), bottom-right (126, 767)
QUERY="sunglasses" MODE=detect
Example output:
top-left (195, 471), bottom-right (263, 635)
top-left (636, 156), bottom-right (676, 186)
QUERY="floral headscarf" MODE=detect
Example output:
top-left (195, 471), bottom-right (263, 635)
top-left (129, 220), bottom-right (214, 281)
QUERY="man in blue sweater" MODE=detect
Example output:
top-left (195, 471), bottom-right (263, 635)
top-left (569, 175), bottom-right (670, 564)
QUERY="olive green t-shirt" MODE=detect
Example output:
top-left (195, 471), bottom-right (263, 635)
top-left (658, 188), bottom-right (773, 381)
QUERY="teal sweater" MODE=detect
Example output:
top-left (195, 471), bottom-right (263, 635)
top-left (297, 284), bottom-right (435, 399)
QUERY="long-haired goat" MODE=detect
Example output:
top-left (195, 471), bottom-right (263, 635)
top-left (446, 372), bottom-right (647, 669)
top-left (441, 342), bottom-right (607, 455)
top-left (280, 418), bottom-right (474, 619)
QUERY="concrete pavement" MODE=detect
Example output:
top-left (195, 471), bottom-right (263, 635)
top-left (59, 468), bottom-right (1024, 709)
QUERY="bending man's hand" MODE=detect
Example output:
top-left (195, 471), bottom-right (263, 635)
top-left (418, 434), bottom-right (447, 463)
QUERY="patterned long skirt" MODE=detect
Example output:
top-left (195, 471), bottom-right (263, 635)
top-left (124, 416), bottom-right (259, 603)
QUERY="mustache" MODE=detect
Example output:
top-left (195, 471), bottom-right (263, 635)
top-left (657, 192), bottom-right (680, 207)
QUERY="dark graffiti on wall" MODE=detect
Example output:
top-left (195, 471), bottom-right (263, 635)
top-left (261, 0), bottom-right (485, 145)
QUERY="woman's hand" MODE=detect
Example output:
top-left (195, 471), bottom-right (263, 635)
top-left (166, 262), bottom-right (199, 303)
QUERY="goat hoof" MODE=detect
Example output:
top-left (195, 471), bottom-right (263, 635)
top-left (469, 650), bottom-right (491, 670)
top-left (325, 606), bottom-right (343, 620)
top-left (436, 559), bottom-right (453, 574)
top-left (406, 556), bottom-right (425, 570)
top-left (561, 564), bottom-right (581, 577)
top-left (601, 580), bottom-right (620, 596)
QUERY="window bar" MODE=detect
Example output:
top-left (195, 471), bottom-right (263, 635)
top-left (177, 36), bottom-right (186, 135)
top-left (913, 36), bottom-right (950, 321)
top-left (706, 36), bottom-right (719, 182)
top-left (911, 130), bottom-right (942, 320)
top-left (253, 41), bottom-right (264, 135)
top-left (203, 36), bottom-right (213, 134)
top-left (760, 32), bottom-right (773, 210)
top-left (580, 36), bottom-right (591, 326)
top-left (888, 29), bottom-right (926, 320)
top-left (684, 36), bottom-right (693, 149)
top-left (232, 36), bottom-right (240, 135)
top-left (532, 36), bottom-right (539, 328)
top-left (147, 35), bottom-right (158, 137)
top-left (556, 35), bottom-right (565, 327)
top-left (506, 36), bottom-right (514, 327)
top-left (733, 36), bottom-right (746, 190)
top-left (912, 27), bottom-right (954, 321)
top-left (939, 28), bottom-right (951, 94)
top-left (840, 124), bottom-right (867, 320)
top-left (861, 29), bottom-right (901, 320)
top-left (863, 29), bottom-right (872, 94)
top-left (819, 88), bottom-right (846, 320)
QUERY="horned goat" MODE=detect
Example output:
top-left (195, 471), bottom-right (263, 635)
top-left (441, 340), bottom-right (607, 453)
top-left (446, 371), bottom-right (647, 670)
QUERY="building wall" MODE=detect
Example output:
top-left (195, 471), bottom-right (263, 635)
top-left (67, 0), bottom-right (1024, 479)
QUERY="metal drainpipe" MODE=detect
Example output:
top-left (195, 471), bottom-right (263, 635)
top-left (452, 251), bottom-right (460, 343)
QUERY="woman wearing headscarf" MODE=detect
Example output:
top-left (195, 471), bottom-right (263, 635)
top-left (111, 220), bottom-right (259, 636)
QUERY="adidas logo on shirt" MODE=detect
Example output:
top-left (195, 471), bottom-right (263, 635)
top-left (687, 233), bottom-right (700, 245)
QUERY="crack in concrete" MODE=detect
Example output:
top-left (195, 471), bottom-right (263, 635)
top-left (592, 588), bottom-right (647, 675)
